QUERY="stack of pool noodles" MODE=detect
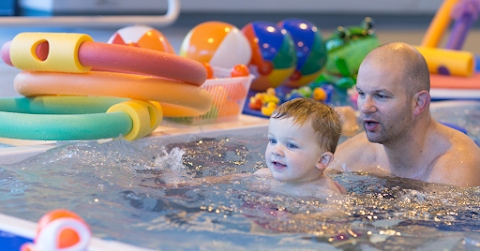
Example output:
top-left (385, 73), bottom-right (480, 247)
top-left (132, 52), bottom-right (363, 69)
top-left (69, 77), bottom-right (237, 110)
top-left (0, 32), bottom-right (212, 141)
top-left (415, 0), bottom-right (480, 100)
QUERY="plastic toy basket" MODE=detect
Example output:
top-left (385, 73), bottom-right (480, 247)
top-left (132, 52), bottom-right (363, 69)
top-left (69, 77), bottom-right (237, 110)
top-left (164, 66), bottom-right (254, 125)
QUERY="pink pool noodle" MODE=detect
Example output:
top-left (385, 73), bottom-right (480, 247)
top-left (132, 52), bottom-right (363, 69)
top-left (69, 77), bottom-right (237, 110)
top-left (1, 40), bottom-right (12, 66)
top-left (1, 40), bottom-right (207, 86)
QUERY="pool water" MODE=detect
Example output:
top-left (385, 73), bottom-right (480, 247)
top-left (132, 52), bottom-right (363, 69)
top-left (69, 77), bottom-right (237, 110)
top-left (431, 102), bottom-right (480, 143)
top-left (1, 132), bottom-right (480, 251)
top-left (1, 102), bottom-right (480, 250)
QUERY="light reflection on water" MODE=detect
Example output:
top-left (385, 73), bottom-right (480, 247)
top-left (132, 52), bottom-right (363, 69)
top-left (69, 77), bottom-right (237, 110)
top-left (431, 102), bottom-right (480, 143)
top-left (1, 130), bottom-right (480, 251)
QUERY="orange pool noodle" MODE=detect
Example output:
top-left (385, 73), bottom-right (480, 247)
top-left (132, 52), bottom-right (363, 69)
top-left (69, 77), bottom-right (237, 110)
top-left (421, 0), bottom-right (461, 48)
top-left (14, 71), bottom-right (213, 117)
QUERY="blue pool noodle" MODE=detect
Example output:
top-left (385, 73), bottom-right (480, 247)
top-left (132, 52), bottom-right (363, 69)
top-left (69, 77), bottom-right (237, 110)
top-left (476, 55), bottom-right (480, 73)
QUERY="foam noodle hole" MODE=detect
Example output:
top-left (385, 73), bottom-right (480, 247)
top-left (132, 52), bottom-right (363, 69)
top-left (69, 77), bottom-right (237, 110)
top-left (34, 40), bottom-right (49, 61)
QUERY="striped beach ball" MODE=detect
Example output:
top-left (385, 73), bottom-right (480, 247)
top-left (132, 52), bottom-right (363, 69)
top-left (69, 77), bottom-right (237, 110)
top-left (180, 21), bottom-right (252, 69)
top-left (108, 25), bottom-right (175, 54)
top-left (278, 19), bottom-right (327, 88)
top-left (242, 21), bottom-right (297, 91)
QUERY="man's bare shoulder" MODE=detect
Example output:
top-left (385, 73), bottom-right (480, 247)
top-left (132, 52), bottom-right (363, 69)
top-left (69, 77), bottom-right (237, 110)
top-left (428, 126), bottom-right (480, 187)
top-left (331, 133), bottom-right (378, 172)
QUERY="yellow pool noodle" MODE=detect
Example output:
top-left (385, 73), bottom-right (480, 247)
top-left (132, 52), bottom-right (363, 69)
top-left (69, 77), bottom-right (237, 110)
top-left (107, 100), bottom-right (162, 141)
top-left (10, 33), bottom-right (93, 73)
top-left (421, 0), bottom-right (460, 48)
top-left (414, 46), bottom-right (475, 77)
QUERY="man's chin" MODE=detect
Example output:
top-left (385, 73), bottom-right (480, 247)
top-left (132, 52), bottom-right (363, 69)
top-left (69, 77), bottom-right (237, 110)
top-left (366, 132), bottom-right (385, 144)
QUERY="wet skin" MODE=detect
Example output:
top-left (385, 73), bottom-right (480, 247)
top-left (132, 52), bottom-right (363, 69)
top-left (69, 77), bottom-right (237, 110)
top-left (331, 44), bottom-right (480, 187)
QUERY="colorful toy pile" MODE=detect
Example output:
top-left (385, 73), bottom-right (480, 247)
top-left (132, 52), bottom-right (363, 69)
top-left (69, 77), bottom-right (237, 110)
top-left (162, 21), bottom-right (256, 124)
top-left (0, 30), bottom-right (214, 141)
top-left (166, 64), bottom-right (254, 125)
top-left (242, 18), bottom-right (380, 117)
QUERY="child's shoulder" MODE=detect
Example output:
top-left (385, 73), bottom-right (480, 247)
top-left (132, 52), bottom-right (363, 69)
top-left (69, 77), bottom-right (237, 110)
top-left (314, 175), bottom-right (343, 195)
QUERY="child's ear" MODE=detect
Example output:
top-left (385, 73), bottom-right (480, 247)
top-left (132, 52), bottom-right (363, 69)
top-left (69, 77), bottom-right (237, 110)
top-left (316, 152), bottom-right (334, 170)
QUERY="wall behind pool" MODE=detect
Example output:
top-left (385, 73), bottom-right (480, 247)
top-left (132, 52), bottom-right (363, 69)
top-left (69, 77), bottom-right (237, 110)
top-left (20, 0), bottom-right (444, 15)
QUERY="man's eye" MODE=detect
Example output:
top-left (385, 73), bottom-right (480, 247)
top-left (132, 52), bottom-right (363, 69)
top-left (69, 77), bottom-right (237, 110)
top-left (376, 94), bottom-right (387, 99)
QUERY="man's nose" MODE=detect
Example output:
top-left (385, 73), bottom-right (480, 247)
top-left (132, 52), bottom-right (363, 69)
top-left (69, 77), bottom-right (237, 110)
top-left (360, 96), bottom-right (377, 114)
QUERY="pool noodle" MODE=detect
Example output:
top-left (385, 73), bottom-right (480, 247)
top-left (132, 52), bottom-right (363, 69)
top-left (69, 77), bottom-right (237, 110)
top-left (421, 0), bottom-right (461, 48)
top-left (445, 13), bottom-right (475, 50)
top-left (1, 37), bottom-right (207, 86)
top-left (476, 55), bottom-right (480, 72)
top-left (10, 33), bottom-right (93, 73)
top-left (0, 111), bottom-right (133, 140)
top-left (0, 40), bottom-right (11, 65)
top-left (430, 73), bottom-right (480, 89)
top-left (0, 96), bottom-right (128, 114)
top-left (107, 99), bottom-right (161, 141)
top-left (414, 46), bottom-right (474, 77)
top-left (14, 71), bottom-right (213, 117)
top-left (78, 42), bottom-right (206, 86)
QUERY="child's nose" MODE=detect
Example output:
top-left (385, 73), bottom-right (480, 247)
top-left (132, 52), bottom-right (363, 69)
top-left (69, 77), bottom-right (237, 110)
top-left (272, 145), bottom-right (285, 157)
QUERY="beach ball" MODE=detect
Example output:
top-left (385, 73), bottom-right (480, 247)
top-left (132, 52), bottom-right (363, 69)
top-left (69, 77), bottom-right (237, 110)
top-left (108, 25), bottom-right (175, 54)
top-left (242, 21), bottom-right (297, 91)
top-left (180, 21), bottom-right (251, 69)
top-left (278, 19), bottom-right (327, 88)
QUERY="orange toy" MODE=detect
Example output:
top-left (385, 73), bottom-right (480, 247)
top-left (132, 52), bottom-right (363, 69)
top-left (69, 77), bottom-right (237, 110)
top-left (20, 209), bottom-right (91, 251)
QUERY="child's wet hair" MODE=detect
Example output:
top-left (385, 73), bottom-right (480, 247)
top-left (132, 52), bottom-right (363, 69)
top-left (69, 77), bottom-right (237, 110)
top-left (271, 98), bottom-right (342, 153)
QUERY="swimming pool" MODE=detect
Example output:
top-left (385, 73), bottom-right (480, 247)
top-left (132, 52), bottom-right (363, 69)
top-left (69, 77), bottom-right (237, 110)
top-left (1, 102), bottom-right (480, 250)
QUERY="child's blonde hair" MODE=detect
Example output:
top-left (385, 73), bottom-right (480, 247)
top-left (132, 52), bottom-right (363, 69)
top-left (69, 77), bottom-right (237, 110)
top-left (271, 98), bottom-right (342, 153)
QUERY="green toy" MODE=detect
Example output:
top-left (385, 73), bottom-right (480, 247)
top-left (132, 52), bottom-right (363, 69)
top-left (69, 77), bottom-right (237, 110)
top-left (317, 17), bottom-right (381, 89)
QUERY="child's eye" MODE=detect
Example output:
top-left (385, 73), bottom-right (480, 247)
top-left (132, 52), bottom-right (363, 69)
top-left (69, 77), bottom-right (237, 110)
top-left (269, 139), bottom-right (277, 144)
top-left (286, 143), bottom-right (298, 149)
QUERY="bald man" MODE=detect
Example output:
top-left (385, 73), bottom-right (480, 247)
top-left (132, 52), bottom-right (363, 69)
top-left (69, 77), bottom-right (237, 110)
top-left (331, 42), bottom-right (480, 187)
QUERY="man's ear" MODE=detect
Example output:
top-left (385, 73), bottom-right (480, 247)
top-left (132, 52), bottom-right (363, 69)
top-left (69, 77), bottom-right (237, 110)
top-left (413, 91), bottom-right (430, 116)
top-left (316, 152), bottom-right (334, 170)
